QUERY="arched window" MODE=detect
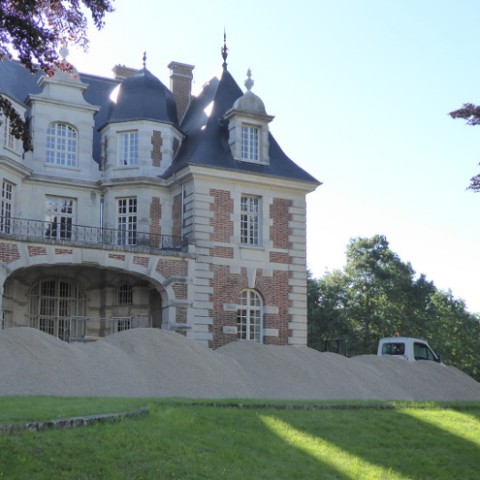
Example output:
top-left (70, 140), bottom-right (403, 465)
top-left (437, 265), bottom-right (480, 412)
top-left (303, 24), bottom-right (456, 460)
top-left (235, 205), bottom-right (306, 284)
top-left (237, 289), bottom-right (263, 342)
top-left (46, 123), bottom-right (77, 166)
top-left (118, 282), bottom-right (133, 305)
top-left (29, 279), bottom-right (85, 340)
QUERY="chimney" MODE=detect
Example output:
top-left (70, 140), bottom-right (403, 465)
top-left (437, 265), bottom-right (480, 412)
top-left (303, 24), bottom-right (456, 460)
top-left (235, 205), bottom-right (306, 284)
top-left (112, 64), bottom-right (138, 81)
top-left (168, 61), bottom-right (195, 122)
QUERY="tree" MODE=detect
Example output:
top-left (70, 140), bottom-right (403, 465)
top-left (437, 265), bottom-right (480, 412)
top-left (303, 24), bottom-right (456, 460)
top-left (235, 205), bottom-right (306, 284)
top-left (0, 0), bottom-right (114, 150)
top-left (307, 235), bottom-right (480, 380)
top-left (449, 103), bottom-right (480, 191)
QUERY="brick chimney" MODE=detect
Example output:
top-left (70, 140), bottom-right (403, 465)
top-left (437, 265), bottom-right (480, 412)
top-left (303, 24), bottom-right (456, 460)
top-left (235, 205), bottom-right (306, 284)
top-left (168, 61), bottom-right (195, 122)
top-left (112, 65), bottom-right (138, 81)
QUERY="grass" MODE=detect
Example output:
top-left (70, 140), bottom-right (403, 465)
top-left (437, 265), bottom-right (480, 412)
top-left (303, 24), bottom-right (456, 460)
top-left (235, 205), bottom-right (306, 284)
top-left (0, 397), bottom-right (479, 479)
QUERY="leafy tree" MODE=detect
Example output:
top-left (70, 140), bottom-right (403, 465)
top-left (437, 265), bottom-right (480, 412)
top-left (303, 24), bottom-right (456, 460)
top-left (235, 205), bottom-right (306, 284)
top-left (308, 235), bottom-right (480, 380)
top-left (0, 0), bottom-right (114, 150)
top-left (449, 103), bottom-right (480, 190)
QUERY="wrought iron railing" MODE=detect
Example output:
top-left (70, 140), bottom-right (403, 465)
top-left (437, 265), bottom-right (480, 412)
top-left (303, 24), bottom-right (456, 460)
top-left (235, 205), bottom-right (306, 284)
top-left (0, 217), bottom-right (188, 252)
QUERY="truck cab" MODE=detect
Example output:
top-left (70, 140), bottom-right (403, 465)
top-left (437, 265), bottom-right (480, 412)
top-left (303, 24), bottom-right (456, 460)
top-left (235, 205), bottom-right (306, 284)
top-left (377, 336), bottom-right (441, 363)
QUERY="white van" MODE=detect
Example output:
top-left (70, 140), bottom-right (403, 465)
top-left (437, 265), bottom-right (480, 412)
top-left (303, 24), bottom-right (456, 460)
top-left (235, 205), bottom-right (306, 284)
top-left (377, 336), bottom-right (441, 363)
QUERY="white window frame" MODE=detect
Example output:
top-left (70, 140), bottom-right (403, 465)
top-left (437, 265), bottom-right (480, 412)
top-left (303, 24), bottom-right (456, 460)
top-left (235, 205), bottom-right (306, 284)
top-left (46, 123), bottom-right (78, 167)
top-left (0, 180), bottom-right (13, 234)
top-left (118, 131), bottom-right (139, 166)
top-left (45, 196), bottom-right (75, 240)
top-left (241, 124), bottom-right (259, 162)
top-left (3, 116), bottom-right (19, 152)
top-left (240, 195), bottom-right (260, 246)
top-left (117, 197), bottom-right (137, 245)
top-left (237, 289), bottom-right (263, 342)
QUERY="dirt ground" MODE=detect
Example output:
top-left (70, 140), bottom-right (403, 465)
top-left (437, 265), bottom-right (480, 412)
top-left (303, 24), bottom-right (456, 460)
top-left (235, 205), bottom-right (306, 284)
top-left (1, 327), bottom-right (479, 401)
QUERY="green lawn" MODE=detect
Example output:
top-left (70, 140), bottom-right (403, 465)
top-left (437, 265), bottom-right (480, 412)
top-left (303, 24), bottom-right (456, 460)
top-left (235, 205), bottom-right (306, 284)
top-left (1, 397), bottom-right (479, 479)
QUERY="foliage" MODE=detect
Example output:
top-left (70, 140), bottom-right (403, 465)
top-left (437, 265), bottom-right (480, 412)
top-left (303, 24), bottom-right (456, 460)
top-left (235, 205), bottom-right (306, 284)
top-left (449, 103), bottom-right (480, 191)
top-left (1, 398), bottom-right (480, 479)
top-left (308, 235), bottom-right (480, 379)
top-left (0, 0), bottom-right (114, 150)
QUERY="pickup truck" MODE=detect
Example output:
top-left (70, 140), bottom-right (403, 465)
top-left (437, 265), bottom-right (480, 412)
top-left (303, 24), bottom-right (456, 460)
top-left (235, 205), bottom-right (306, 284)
top-left (377, 336), bottom-right (441, 363)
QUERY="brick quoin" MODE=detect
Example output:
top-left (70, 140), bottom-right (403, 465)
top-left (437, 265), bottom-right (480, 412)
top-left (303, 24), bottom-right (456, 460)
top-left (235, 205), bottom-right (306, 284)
top-left (172, 283), bottom-right (187, 299)
top-left (156, 258), bottom-right (188, 278)
top-left (150, 197), bottom-right (161, 240)
top-left (209, 189), bottom-right (233, 243)
top-left (108, 253), bottom-right (126, 261)
top-left (269, 252), bottom-right (292, 264)
top-left (210, 246), bottom-right (234, 258)
top-left (175, 306), bottom-right (187, 324)
top-left (133, 256), bottom-right (149, 267)
top-left (0, 243), bottom-right (20, 264)
top-left (151, 131), bottom-right (163, 167)
top-left (209, 265), bottom-right (292, 348)
top-left (27, 245), bottom-right (47, 257)
top-left (270, 198), bottom-right (293, 249)
top-left (55, 248), bottom-right (73, 255)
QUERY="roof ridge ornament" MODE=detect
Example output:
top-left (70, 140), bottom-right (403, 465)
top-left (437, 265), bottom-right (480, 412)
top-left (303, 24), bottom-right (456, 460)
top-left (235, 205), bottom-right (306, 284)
top-left (221, 29), bottom-right (229, 70)
top-left (245, 69), bottom-right (254, 91)
top-left (142, 51), bottom-right (147, 69)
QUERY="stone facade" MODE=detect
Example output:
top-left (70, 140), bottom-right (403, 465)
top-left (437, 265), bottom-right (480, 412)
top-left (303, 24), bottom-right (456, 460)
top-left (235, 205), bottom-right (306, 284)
top-left (0, 52), bottom-right (319, 348)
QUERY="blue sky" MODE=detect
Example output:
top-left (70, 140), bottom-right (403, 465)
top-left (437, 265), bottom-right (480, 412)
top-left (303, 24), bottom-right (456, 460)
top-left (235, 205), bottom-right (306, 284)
top-left (67, 0), bottom-right (480, 312)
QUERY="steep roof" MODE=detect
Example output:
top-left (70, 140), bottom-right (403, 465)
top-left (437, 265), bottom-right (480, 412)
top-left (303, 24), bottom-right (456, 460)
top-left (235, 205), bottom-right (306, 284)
top-left (166, 67), bottom-right (319, 184)
top-left (102, 68), bottom-right (178, 127)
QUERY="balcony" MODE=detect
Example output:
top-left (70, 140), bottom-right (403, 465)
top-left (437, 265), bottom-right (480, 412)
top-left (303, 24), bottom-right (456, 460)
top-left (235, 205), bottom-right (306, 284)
top-left (0, 217), bottom-right (189, 254)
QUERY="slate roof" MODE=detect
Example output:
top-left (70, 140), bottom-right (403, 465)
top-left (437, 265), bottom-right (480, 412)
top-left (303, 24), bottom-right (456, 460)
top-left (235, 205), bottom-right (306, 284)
top-left (102, 68), bottom-right (178, 127)
top-left (169, 67), bottom-right (319, 184)
top-left (0, 60), bottom-right (319, 185)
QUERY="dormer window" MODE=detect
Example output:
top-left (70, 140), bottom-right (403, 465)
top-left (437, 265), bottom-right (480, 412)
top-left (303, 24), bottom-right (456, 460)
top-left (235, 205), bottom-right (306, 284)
top-left (241, 125), bottom-right (259, 162)
top-left (46, 123), bottom-right (77, 167)
top-left (224, 70), bottom-right (274, 165)
top-left (118, 131), bottom-right (138, 166)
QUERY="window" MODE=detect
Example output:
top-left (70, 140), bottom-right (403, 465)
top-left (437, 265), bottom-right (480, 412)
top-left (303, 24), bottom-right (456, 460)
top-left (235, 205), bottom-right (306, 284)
top-left (0, 181), bottom-right (13, 233)
top-left (241, 195), bottom-right (260, 245)
top-left (117, 197), bottom-right (137, 245)
top-left (119, 131), bottom-right (138, 166)
top-left (46, 123), bottom-right (77, 166)
top-left (241, 125), bottom-right (259, 161)
top-left (45, 197), bottom-right (75, 240)
top-left (118, 283), bottom-right (133, 305)
top-left (3, 116), bottom-right (19, 152)
top-left (237, 289), bottom-right (263, 342)
top-left (29, 279), bottom-right (86, 341)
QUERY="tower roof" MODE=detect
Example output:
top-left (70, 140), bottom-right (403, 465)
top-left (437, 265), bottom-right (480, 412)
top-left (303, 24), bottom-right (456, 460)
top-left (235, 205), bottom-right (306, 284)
top-left (104, 68), bottom-right (178, 126)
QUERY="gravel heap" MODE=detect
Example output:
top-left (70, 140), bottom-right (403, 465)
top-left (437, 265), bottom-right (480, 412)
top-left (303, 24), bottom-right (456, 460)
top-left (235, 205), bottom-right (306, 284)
top-left (1, 327), bottom-right (480, 401)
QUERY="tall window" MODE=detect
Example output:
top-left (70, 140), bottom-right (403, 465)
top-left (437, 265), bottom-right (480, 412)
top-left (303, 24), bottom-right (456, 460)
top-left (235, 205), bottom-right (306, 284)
top-left (117, 197), bottom-right (137, 245)
top-left (237, 289), bottom-right (263, 342)
top-left (0, 181), bottom-right (13, 233)
top-left (241, 125), bottom-right (259, 161)
top-left (46, 123), bottom-right (77, 166)
top-left (29, 279), bottom-right (85, 341)
top-left (241, 195), bottom-right (260, 245)
top-left (3, 116), bottom-right (19, 152)
top-left (119, 131), bottom-right (138, 166)
top-left (45, 197), bottom-right (75, 240)
top-left (118, 283), bottom-right (133, 305)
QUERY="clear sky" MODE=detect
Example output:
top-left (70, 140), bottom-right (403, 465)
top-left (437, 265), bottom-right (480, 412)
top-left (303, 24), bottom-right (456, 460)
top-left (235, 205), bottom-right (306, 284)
top-left (66, 0), bottom-right (480, 312)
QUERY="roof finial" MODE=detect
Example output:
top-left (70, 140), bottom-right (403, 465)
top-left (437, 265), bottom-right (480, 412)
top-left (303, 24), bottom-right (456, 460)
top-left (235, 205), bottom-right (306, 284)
top-left (142, 51), bottom-right (147, 69)
top-left (221, 29), bottom-right (228, 70)
top-left (245, 69), bottom-right (254, 91)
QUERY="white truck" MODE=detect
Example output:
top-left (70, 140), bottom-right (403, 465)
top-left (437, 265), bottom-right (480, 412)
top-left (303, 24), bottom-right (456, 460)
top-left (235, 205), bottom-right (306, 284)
top-left (377, 336), bottom-right (441, 363)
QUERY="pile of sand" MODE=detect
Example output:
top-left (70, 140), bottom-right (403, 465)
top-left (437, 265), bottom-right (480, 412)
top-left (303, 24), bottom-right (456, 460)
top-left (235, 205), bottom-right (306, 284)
top-left (1, 327), bottom-right (479, 401)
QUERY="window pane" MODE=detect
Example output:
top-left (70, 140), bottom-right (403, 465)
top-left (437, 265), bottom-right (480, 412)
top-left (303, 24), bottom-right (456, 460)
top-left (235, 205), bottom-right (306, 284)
top-left (46, 123), bottom-right (77, 166)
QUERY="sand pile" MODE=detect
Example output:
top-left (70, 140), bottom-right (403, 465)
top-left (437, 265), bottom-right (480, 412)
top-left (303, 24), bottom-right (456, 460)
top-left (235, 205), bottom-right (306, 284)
top-left (1, 327), bottom-right (480, 401)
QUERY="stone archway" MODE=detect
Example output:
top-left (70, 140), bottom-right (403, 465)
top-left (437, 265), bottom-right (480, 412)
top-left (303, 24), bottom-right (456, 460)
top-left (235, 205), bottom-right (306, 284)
top-left (2, 264), bottom-right (166, 341)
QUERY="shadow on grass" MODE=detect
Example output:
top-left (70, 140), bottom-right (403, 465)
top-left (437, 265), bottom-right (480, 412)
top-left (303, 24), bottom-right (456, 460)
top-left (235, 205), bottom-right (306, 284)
top-left (262, 407), bottom-right (480, 480)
